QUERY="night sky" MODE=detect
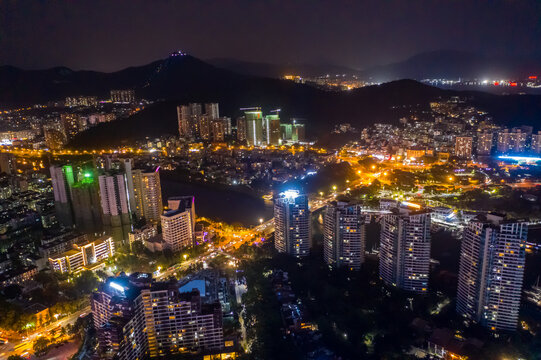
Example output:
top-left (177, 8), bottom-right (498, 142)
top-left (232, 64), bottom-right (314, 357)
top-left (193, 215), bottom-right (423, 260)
top-left (1, 0), bottom-right (541, 71)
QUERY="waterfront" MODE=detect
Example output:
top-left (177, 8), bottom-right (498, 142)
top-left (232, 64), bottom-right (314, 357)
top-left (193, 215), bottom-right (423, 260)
top-left (161, 179), bottom-right (273, 226)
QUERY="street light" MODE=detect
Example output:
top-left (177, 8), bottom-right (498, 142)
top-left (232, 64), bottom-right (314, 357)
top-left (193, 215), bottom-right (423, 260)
top-left (183, 254), bottom-right (188, 261)
top-left (332, 185), bottom-right (337, 191)
top-left (259, 218), bottom-right (264, 224)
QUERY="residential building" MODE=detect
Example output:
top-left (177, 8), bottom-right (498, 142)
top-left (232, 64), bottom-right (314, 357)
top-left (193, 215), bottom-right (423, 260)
top-left (324, 200), bottom-right (365, 270)
top-left (236, 116), bottom-right (247, 143)
top-left (50, 164), bottom-right (75, 227)
top-left (91, 274), bottom-right (224, 359)
top-left (274, 190), bottom-right (311, 257)
top-left (161, 196), bottom-right (195, 252)
top-left (455, 136), bottom-right (473, 159)
top-left (205, 103), bottom-right (220, 119)
top-left (532, 131), bottom-right (541, 154)
top-left (379, 203), bottom-right (431, 293)
top-left (456, 214), bottom-right (527, 331)
top-left (49, 236), bottom-right (115, 273)
top-left (264, 113), bottom-right (281, 146)
top-left (244, 108), bottom-right (264, 146)
top-left (132, 168), bottom-right (163, 225)
top-left (98, 171), bottom-right (131, 227)
top-left (110, 89), bottom-right (135, 103)
top-left (477, 131), bottom-right (493, 155)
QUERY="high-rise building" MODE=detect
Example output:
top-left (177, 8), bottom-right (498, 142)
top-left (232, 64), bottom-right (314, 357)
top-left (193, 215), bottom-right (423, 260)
top-left (456, 214), bottom-right (527, 332)
top-left (115, 158), bottom-right (137, 215)
top-left (132, 168), bottom-right (163, 225)
top-left (205, 103), bottom-right (220, 119)
top-left (379, 204), bottom-right (431, 293)
top-left (177, 105), bottom-right (192, 139)
top-left (274, 190), bottom-right (311, 257)
top-left (71, 175), bottom-right (103, 233)
top-left (236, 116), bottom-right (247, 143)
top-left (324, 200), bottom-right (365, 270)
top-left (211, 119), bottom-right (225, 142)
top-left (264, 113), bottom-right (281, 146)
top-left (477, 131), bottom-right (493, 155)
top-left (280, 123), bottom-right (292, 141)
top-left (509, 128), bottom-right (528, 153)
top-left (292, 121), bottom-right (306, 142)
top-left (455, 136), bottom-right (473, 159)
top-left (532, 131), bottom-right (541, 154)
top-left (244, 108), bottom-right (264, 146)
top-left (61, 113), bottom-right (82, 139)
top-left (497, 128), bottom-right (528, 153)
top-left (161, 196), bottom-right (195, 252)
top-left (98, 171), bottom-right (131, 227)
top-left (91, 274), bottom-right (224, 360)
top-left (44, 128), bottom-right (67, 150)
top-left (221, 117), bottom-right (232, 135)
top-left (0, 153), bottom-right (17, 174)
top-left (199, 115), bottom-right (211, 140)
top-left (50, 164), bottom-right (75, 227)
top-left (110, 89), bottom-right (135, 103)
top-left (189, 103), bottom-right (202, 137)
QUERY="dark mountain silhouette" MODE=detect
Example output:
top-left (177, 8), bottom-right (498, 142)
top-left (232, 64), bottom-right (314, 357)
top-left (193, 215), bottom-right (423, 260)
top-left (361, 50), bottom-right (541, 81)
top-left (2, 52), bottom-right (541, 149)
top-left (207, 58), bottom-right (360, 78)
top-left (68, 78), bottom-right (455, 149)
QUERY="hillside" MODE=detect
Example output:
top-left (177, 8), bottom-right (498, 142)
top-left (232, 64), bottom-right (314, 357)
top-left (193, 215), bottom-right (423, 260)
top-left (68, 78), bottom-right (455, 149)
top-left (3, 53), bottom-right (541, 149)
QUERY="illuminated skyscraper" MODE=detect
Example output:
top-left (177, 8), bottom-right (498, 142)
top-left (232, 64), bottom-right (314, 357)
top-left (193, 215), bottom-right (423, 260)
top-left (199, 115), bottom-right (211, 140)
top-left (205, 103), bottom-right (219, 119)
top-left (98, 171), bottom-right (131, 227)
top-left (161, 196), bottom-right (195, 252)
top-left (455, 136), bottom-right (473, 159)
top-left (532, 131), bottom-right (541, 154)
top-left (91, 274), bottom-right (223, 359)
top-left (50, 164), bottom-right (75, 227)
top-left (497, 128), bottom-right (528, 153)
top-left (211, 119), bottom-right (225, 142)
top-left (71, 172), bottom-right (103, 233)
top-left (456, 214), bottom-right (527, 332)
top-left (61, 113), bottom-right (82, 139)
top-left (132, 168), bottom-right (163, 225)
top-left (243, 107), bottom-right (264, 146)
top-left (264, 112), bottom-right (281, 146)
top-left (324, 200), bottom-right (365, 270)
top-left (477, 131), bottom-right (493, 155)
top-left (379, 204), bottom-right (431, 293)
top-left (274, 190), bottom-right (311, 257)
top-left (292, 120), bottom-right (305, 142)
top-left (236, 116), bottom-right (247, 143)
top-left (177, 105), bottom-right (192, 139)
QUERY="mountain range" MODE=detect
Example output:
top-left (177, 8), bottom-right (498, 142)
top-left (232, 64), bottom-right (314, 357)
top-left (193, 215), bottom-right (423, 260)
top-left (209, 50), bottom-right (541, 82)
top-left (1, 52), bottom-right (541, 148)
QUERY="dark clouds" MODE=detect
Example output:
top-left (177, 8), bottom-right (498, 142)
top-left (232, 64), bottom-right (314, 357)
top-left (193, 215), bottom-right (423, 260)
top-left (1, 0), bottom-right (541, 71)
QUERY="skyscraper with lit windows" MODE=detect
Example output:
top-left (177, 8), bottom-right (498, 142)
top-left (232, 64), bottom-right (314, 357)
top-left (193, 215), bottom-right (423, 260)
top-left (274, 190), bottom-right (311, 257)
top-left (161, 196), bottom-right (195, 252)
top-left (132, 168), bottom-right (163, 225)
top-left (456, 213), bottom-right (527, 332)
top-left (324, 200), bottom-right (365, 270)
top-left (379, 203), bottom-right (431, 293)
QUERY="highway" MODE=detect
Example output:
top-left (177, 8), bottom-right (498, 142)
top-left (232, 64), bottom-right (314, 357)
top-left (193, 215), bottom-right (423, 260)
top-left (0, 306), bottom-right (90, 359)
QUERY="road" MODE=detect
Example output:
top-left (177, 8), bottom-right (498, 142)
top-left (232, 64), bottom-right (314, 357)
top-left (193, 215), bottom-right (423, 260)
top-left (0, 306), bottom-right (90, 359)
